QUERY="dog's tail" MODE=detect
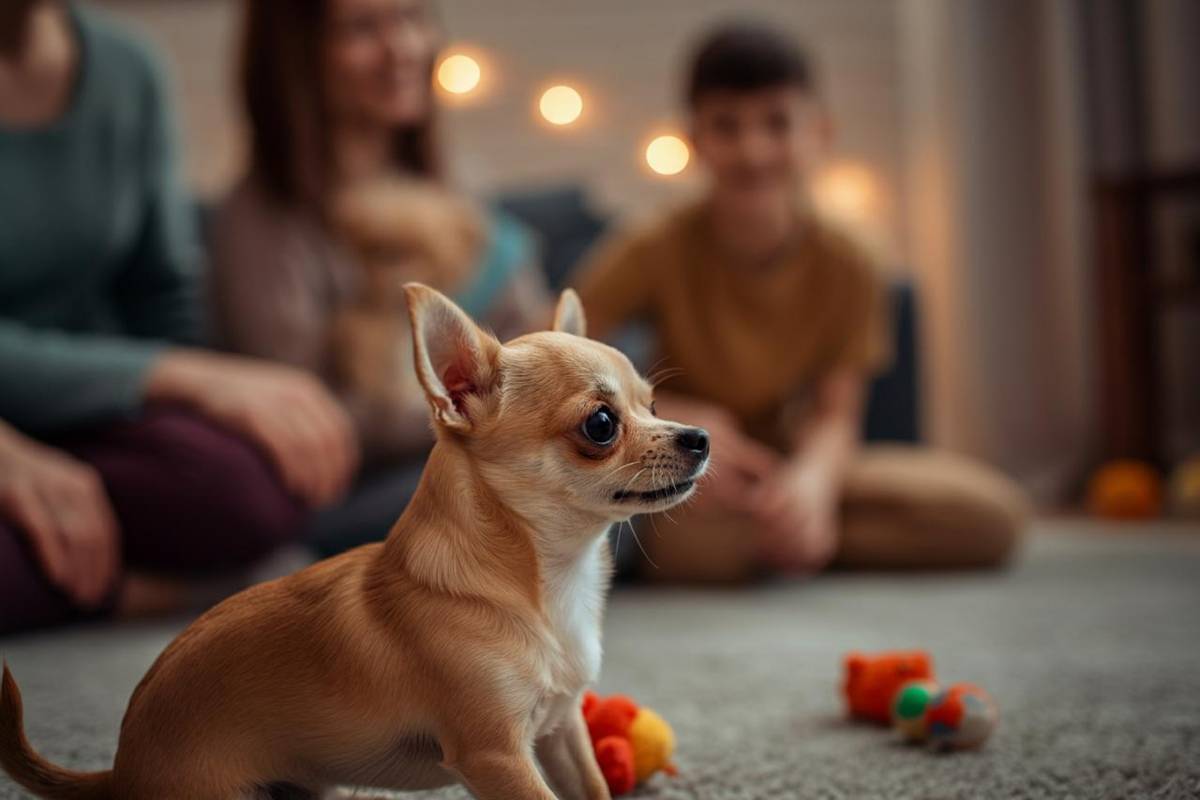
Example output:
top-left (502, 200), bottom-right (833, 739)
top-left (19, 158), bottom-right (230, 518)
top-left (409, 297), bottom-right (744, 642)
top-left (0, 663), bottom-right (113, 800)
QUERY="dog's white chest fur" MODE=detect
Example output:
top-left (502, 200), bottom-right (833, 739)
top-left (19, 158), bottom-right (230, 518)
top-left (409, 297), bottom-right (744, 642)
top-left (532, 534), bottom-right (608, 735)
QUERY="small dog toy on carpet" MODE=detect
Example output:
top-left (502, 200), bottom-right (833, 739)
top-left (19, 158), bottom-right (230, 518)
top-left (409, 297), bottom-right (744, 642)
top-left (843, 650), bottom-right (997, 750)
top-left (582, 691), bottom-right (677, 795)
top-left (843, 650), bottom-right (934, 724)
top-left (1087, 459), bottom-right (1163, 519)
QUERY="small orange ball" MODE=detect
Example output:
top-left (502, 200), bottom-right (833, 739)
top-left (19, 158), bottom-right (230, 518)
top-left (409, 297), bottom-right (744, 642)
top-left (1087, 460), bottom-right (1163, 519)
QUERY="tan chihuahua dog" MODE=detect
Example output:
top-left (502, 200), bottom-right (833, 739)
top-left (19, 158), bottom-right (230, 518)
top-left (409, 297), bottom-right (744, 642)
top-left (0, 285), bottom-right (709, 800)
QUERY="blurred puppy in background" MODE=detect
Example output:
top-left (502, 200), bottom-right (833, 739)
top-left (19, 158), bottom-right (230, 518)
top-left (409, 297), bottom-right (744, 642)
top-left (330, 177), bottom-right (486, 441)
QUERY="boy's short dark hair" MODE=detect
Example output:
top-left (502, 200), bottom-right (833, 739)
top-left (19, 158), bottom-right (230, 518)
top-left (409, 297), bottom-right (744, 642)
top-left (686, 21), bottom-right (815, 107)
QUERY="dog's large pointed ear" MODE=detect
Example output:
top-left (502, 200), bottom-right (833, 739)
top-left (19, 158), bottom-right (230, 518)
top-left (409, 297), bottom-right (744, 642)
top-left (552, 289), bottom-right (587, 338)
top-left (404, 283), bottom-right (500, 432)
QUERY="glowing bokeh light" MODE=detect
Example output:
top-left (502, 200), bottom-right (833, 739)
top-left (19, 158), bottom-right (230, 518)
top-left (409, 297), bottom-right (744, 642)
top-left (437, 53), bottom-right (481, 95)
top-left (645, 134), bottom-right (690, 176)
top-left (813, 161), bottom-right (879, 222)
top-left (539, 85), bottom-right (584, 126)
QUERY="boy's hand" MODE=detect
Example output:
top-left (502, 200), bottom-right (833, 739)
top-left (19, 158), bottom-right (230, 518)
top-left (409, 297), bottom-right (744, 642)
top-left (750, 462), bottom-right (840, 573)
top-left (0, 423), bottom-right (121, 607)
top-left (652, 394), bottom-right (779, 511)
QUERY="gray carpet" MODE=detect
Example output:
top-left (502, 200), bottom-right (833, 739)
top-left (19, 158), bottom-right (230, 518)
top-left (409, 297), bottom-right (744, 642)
top-left (2, 520), bottom-right (1199, 799)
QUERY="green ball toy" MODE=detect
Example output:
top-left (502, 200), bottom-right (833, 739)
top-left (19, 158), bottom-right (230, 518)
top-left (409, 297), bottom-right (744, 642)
top-left (891, 680), bottom-right (940, 742)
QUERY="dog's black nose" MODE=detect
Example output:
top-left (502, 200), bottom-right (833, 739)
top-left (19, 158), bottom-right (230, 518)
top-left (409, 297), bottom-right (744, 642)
top-left (675, 427), bottom-right (709, 458)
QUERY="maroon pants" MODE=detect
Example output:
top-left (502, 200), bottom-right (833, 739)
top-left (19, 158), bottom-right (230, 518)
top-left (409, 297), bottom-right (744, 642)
top-left (0, 410), bottom-right (304, 635)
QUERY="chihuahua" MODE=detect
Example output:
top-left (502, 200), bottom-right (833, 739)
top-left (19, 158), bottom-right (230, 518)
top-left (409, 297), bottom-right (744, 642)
top-left (0, 285), bottom-right (709, 800)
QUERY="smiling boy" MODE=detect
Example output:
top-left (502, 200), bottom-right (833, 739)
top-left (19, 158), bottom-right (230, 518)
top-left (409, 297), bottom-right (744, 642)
top-left (575, 22), bottom-right (1028, 581)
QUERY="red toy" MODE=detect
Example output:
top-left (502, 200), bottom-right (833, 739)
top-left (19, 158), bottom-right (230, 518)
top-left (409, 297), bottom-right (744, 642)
top-left (582, 691), bottom-right (677, 796)
top-left (593, 736), bottom-right (637, 795)
top-left (842, 650), bottom-right (935, 724)
top-left (584, 693), bottom-right (639, 743)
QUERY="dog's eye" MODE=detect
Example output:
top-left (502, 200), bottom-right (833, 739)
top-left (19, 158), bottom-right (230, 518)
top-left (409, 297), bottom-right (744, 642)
top-left (582, 407), bottom-right (618, 445)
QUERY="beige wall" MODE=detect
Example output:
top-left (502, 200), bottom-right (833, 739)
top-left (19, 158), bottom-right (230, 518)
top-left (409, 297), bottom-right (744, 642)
top-left (99, 0), bottom-right (906, 256)
top-left (97, 1), bottom-right (242, 197)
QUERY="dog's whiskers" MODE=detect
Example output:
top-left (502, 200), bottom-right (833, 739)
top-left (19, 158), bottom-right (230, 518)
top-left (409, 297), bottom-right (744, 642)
top-left (601, 459), bottom-right (641, 484)
top-left (627, 520), bottom-right (659, 570)
top-left (643, 356), bottom-right (672, 382)
top-left (617, 467), bottom-right (648, 498)
top-left (648, 367), bottom-right (685, 388)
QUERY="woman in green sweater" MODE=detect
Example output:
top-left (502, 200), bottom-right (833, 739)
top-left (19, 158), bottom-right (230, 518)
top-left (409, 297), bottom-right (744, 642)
top-left (0, 0), bottom-right (359, 634)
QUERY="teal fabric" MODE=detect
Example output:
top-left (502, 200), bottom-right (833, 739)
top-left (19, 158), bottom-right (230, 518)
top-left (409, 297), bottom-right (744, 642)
top-left (453, 211), bottom-right (533, 321)
top-left (0, 3), bottom-right (200, 435)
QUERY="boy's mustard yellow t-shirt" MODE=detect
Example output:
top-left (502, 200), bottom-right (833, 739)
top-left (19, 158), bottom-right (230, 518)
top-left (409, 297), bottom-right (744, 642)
top-left (574, 202), bottom-right (890, 448)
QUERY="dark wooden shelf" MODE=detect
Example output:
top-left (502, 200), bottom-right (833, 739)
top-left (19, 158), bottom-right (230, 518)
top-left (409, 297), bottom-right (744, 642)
top-left (1093, 164), bottom-right (1200, 463)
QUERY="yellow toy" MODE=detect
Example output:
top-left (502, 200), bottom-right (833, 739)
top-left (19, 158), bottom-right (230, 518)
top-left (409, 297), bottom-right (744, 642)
top-left (1169, 456), bottom-right (1200, 517)
top-left (627, 707), bottom-right (676, 782)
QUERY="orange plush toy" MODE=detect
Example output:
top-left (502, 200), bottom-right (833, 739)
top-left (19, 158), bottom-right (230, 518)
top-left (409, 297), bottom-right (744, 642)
top-left (843, 650), bottom-right (935, 724)
top-left (582, 692), bottom-right (677, 795)
top-left (1087, 460), bottom-right (1163, 519)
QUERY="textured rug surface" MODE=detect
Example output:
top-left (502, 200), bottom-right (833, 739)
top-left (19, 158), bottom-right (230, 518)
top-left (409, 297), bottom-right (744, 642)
top-left (2, 520), bottom-right (1199, 799)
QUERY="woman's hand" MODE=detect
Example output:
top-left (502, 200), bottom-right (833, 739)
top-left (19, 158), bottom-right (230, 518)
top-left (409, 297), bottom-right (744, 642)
top-left (653, 394), bottom-right (780, 512)
top-left (146, 351), bottom-right (360, 508)
top-left (749, 461), bottom-right (840, 573)
top-left (0, 423), bottom-right (120, 607)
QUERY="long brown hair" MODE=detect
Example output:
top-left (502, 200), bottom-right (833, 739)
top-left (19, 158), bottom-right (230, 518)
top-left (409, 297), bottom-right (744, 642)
top-left (239, 0), bottom-right (442, 211)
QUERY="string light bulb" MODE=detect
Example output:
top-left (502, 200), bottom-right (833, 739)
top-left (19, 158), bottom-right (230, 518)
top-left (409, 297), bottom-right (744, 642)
top-left (812, 161), bottom-right (879, 223)
top-left (539, 85), bottom-right (584, 126)
top-left (645, 134), bottom-right (690, 176)
top-left (437, 53), bottom-right (482, 95)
